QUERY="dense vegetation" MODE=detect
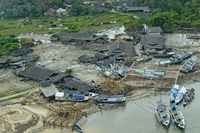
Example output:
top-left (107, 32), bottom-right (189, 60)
top-left (133, 0), bottom-right (200, 32)
top-left (0, 0), bottom-right (200, 55)
top-left (0, 13), bottom-right (142, 36)
top-left (0, 36), bottom-right (19, 56)
top-left (0, 0), bottom-right (98, 18)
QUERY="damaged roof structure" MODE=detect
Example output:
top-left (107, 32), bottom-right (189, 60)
top-left (17, 66), bottom-right (56, 81)
top-left (51, 32), bottom-right (107, 44)
top-left (141, 35), bottom-right (166, 50)
top-left (17, 66), bottom-right (69, 87)
top-left (109, 40), bottom-right (137, 58)
top-left (125, 6), bottom-right (151, 13)
top-left (60, 78), bottom-right (96, 92)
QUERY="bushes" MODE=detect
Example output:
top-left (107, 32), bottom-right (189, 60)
top-left (0, 36), bottom-right (19, 56)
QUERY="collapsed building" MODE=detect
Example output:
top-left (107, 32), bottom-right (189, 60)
top-left (51, 32), bottom-right (107, 45)
top-left (141, 26), bottom-right (166, 51)
top-left (141, 35), bottom-right (166, 51)
top-left (56, 77), bottom-right (96, 93)
top-left (16, 66), bottom-right (69, 87)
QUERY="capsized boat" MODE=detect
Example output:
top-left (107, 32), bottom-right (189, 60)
top-left (94, 95), bottom-right (126, 103)
top-left (170, 84), bottom-right (186, 105)
top-left (155, 101), bottom-right (170, 127)
top-left (183, 88), bottom-right (195, 106)
top-left (169, 103), bottom-right (185, 129)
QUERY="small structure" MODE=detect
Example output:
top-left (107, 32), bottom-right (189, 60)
top-left (56, 8), bottom-right (67, 15)
top-left (44, 8), bottom-right (56, 16)
top-left (17, 66), bottom-right (56, 81)
top-left (60, 78), bottom-right (96, 92)
top-left (40, 84), bottom-right (58, 98)
top-left (125, 6), bottom-right (151, 13)
top-left (51, 32), bottom-right (107, 45)
top-left (141, 35), bottom-right (166, 50)
top-left (149, 27), bottom-right (163, 35)
top-left (109, 40), bottom-right (137, 58)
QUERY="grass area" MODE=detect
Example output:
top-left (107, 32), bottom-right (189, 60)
top-left (0, 13), bottom-right (141, 36)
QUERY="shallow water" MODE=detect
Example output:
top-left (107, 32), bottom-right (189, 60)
top-left (43, 82), bottom-right (200, 133)
top-left (80, 82), bottom-right (200, 133)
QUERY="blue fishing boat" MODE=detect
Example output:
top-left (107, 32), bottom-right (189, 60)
top-left (170, 84), bottom-right (186, 105)
top-left (55, 90), bottom-right (97, 102)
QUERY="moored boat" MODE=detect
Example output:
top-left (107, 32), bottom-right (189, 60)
top-left (183, 88), bottom-right (195, 106)
top-left (170, 84), bottom-right (186, 105)
top-left (94, 95), bottom-right (126, 103)
top-left (55, 90), bottom-right (97, 102)
top-left (169, 103), bottom-right (185, 129)
top-left (155, 101), bottom-right (170, 127)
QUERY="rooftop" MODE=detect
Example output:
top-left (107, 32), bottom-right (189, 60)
top-left (149, 27), bottom-right (163, 34)
top-left (17, 66), bottom-right (56, 81)
top-left (40, 84), bottom-right (58, 97)
top-left (51, 32), bottom-right (99, 42)
top-left (125, 6), bottom-right (151, 12)
top-left (141, 35), bottom-right (165, 50)
top-left (109, 40), bottom-right (137, 57)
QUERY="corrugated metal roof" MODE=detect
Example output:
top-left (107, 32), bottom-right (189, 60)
top-left (40, 84), bottom-right (58, 97)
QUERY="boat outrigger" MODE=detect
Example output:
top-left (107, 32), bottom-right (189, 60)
top-left (169, 103), bottom-right (185, 129)
top-left (155, 101), bottom-right (170, 127)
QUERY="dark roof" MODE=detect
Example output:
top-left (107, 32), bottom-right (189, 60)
top-left (49, 73), bottom-right (70, 83)
top-left (126, 6), bottom-right (151, 12)
top-left (63, 78), bottom-right (95, 92)
top-left (18, 66), bottom-right (56, 81)
top-left (52, 32), bottom-right (99, 41)
top-left (141, 35), bottom-right (165, 50)
top-left (149, 27), bottom-right (163, 34)
top-left (109, 41), bottom-right (137, 57)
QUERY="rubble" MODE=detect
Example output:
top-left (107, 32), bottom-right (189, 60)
top-left (51, 32), bottom-right (108, 45)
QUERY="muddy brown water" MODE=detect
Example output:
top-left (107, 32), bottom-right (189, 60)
top-left (79, 82), bottom-right (200, 133)
top-left (43, 82), bottom-right (200, 133)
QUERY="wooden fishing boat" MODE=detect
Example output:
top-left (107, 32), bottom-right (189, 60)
top-left (183, 88), bottom-right (195, 106)
top-left (94, 95), bottom-right (126, 103)
top-left (155, 101), bottom-right (170, 127)
top-left (170, 84), bottom-right (186, 105)
top-left (169, 103), bottom-right (185, 129)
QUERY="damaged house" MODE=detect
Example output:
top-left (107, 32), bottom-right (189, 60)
top-left (109, 40), bottom-right (137, 58)
top-left (57, 77), bottom-right (96, 92)
top-left (51, 32), bottom-right (107, 45)
top-left (16, 66), bottom-right (69, 87)
top-left (141, 35), bottom-right (166, 51)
